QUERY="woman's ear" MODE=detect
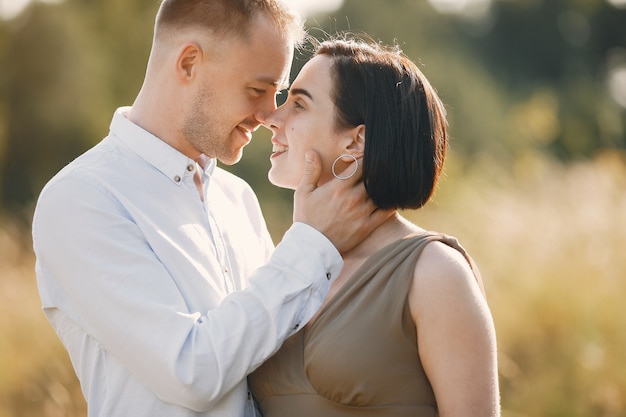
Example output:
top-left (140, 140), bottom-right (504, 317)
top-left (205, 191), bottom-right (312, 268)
top-left (345, 124), bottom-right (366, 158)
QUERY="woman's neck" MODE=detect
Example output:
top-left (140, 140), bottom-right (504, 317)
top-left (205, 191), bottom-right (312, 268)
top-left (341, 211), bottom-right (423, 260)
top-left (305, 211), bottom-right (424, 326)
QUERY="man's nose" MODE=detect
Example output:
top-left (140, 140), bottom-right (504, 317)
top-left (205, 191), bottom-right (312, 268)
top-left (255, 96), bottom-right (278, 125)
top-left (259, 104), bottom-right (285, 132)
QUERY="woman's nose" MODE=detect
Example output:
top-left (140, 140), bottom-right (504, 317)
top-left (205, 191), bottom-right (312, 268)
top-left (259, 104), bottom-right (284, 130)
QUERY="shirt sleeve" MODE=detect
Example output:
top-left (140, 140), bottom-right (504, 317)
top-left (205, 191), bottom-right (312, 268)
top-left (33, 174), bottom-right (342, 412)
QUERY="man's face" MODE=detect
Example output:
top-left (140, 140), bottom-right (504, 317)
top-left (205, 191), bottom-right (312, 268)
top-left (182, 14), bottom-right (294, 165)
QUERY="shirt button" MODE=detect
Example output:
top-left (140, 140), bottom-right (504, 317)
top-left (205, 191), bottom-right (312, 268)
top-left (174, 175), bottom-right (181, 183)
top-left (293, 323), bottom-right (300, 330)
top-left (223, 266), bottom-right (228, 273)
top-left (326, 272), bottom-right (332, 280)
top-left (187, 164), bottom-right (195, 172)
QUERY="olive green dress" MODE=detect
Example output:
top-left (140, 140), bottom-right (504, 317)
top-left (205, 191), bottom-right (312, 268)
top-left (249, 232), bottom-right (481, 417)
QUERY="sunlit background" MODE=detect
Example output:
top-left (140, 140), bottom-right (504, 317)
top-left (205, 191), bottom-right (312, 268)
top-left (1, 0), bottom-right (625, 416)
top-left (0, 0), bottom-right (341, 19)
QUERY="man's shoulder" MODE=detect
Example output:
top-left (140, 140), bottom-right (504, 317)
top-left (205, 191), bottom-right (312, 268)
top-left (48, 138), bottom-right (107, 174)
top-left (37, 137), bottom-right (131, 204)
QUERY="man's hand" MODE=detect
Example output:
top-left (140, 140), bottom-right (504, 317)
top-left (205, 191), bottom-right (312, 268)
top-left (293, 150), bottom-right (393, 254)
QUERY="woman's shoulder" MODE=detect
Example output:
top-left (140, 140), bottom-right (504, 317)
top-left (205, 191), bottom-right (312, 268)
top-left (409, 237), bottom-right (485, 317)
top-left (416, 239), bottom-right (474, 281)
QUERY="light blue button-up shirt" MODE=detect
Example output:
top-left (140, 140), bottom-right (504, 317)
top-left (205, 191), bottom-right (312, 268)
top-left (32, 107), bottom-right (342, 417)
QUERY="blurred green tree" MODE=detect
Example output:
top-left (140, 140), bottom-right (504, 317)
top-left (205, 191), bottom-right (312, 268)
top-left (312, 0), bottom-right (625, 163)
top-left (0, 0), bottom-right (154, 215)
top-left (457, 0), bottom-right (626, 159)
top-left (0, 0), bottom-right (624, 213)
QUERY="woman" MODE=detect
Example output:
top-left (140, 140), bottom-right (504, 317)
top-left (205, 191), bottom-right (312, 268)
top-left (249, 36), bottom-right (500, 417)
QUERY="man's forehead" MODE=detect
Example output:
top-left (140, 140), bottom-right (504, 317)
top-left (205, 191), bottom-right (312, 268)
top-left (255, 73), bottom-right (291, 91)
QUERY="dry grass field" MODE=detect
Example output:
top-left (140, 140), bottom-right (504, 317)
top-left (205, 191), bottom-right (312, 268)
top-left (1, 152), bottom-right (624, 417)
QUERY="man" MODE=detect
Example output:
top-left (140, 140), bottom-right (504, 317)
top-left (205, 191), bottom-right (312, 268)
top-left (32, 1), bottom-right (386, 416)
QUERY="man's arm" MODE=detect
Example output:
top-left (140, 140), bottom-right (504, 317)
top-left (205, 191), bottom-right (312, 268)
top-left (33, 175), bottom-right (341, 412)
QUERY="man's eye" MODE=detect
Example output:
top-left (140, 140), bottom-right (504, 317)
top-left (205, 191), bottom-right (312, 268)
top-left (250, 88), bottom-right (265, 97)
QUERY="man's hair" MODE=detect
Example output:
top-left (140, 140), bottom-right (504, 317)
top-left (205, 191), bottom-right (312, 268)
top-left (316, 36), bottom-right (448, 210)
top-left (155, 0), bottom-right (304, 43)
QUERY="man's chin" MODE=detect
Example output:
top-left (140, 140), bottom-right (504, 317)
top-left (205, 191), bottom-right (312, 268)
top-left (217, 152), bottom-right (244, 166)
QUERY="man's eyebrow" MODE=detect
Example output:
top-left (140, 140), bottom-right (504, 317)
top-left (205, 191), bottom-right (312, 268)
top-left (289, 88), bottom-right (313, 100)
top-left (256, 77), bottom-right (290, 92)
top-left (257, 75), bottom-right (279, 83)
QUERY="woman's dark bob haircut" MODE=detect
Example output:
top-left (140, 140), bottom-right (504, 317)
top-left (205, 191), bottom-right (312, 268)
top-left (316, 36), bottom-right (448, 210)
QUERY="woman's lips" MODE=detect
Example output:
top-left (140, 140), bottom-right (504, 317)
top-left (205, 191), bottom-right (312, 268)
top-left (270, 141), bottom-right (288, 159)
top-left (272, 143), bottom-right (288, 153)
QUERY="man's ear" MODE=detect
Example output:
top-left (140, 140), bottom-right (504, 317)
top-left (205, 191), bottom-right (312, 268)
top-left (345, 124), bottom-right (366, 158)
top-left (175, 42), bottom-right (203, 81)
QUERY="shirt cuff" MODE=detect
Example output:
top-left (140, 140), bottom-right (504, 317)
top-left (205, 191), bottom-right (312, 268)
top-left (272, 222), bottom-right (343, 331)
top-left (285, 222), bottom-right (343, 280)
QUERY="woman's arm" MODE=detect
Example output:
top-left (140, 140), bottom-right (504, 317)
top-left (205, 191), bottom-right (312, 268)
top-left (409, 241), bottom-right (500, 417)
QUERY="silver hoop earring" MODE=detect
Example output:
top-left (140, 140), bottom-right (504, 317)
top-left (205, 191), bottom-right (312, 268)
top-left (332, 154), bottom-right (359, 180)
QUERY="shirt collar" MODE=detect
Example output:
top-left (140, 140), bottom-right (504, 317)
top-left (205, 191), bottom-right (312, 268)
top-left (109, 107), bottom-right (216, 184)
top-left (198, 154), bottom-right (217, 178)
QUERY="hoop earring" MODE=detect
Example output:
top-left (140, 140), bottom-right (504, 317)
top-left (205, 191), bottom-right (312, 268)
top-left (332, 154), bottom-right (359, 180)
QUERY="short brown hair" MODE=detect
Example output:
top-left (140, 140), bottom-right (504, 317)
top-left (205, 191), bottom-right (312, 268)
top-left (316, 36), bottom-right (448, 210)
top-left (155, 0), bottom-right (304, 43)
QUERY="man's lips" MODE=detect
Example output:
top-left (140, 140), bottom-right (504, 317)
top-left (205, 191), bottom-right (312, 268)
top-left (234, 126), bottom-right (253, 143)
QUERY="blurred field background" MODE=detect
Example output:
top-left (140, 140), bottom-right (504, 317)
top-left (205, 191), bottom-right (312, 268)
top-left (1, 0), bottom-right (625, 416)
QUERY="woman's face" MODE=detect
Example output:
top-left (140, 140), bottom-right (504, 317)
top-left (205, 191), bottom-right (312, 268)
top-left (264, 54), bottom-right (358, 189)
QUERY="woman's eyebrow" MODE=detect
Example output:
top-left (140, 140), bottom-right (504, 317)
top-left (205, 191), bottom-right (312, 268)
top-left (289, 88), bottom-right (313, 100)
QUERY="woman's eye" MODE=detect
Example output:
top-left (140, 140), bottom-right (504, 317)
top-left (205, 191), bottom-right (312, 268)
top-left (293, 100), bottom-right (303, 109)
